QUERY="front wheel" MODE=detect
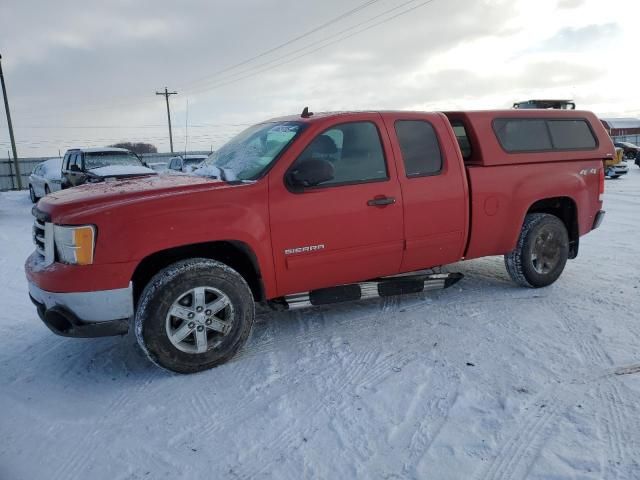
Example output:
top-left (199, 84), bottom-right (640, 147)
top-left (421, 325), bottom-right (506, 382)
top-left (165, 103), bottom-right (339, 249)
top-left (135, 258), bottom-right (255, 373)
top-left (504, 213), bottom-right (569, 288)
top-left (29, 185), bottom-right (38, 203)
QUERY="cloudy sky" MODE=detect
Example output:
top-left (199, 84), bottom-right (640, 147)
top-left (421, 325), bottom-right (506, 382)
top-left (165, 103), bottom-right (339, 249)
top-left (0, 0), bottom-right (638, 157)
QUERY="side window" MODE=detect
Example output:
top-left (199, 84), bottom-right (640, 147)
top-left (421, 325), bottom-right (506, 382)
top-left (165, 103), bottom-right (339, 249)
top-left (452, 123), bottom-right (472, 160)
top-left (293, 121), bottom-right (387, 187)
top-left (547, 120), bottom-right (597, 149)
top-left (63, 153), bottom-right (70, 170)
top-left (70, 153), bottom-right (78, 169)
top-left (493, 119), bottom-right (552, 152)
top-left (394, 120), bottom-right (443, 177)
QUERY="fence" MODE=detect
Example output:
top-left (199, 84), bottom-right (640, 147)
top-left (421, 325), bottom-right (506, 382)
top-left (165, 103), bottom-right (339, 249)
top-left (0, 157), bottom-right (54, 192)
top-left (0, 151), bottom-right (213, 192)
top-left (612, 134), bottom-right (640, 145)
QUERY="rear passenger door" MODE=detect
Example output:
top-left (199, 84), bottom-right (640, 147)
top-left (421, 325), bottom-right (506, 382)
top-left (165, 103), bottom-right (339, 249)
top-left (382, 113), bottom-right (469, 272)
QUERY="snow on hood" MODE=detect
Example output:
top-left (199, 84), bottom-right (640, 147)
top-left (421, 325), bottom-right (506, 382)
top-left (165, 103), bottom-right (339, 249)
top-left (41, 174), bottom-right (226, 216)
top-left (88, 165), bottom-right (156, 177)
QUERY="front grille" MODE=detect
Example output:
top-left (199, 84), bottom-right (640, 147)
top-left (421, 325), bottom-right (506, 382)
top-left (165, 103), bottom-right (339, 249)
top-left (33, 219), bottom-right (46, 256)
top-left (32, 211), bottom-right (55, 265)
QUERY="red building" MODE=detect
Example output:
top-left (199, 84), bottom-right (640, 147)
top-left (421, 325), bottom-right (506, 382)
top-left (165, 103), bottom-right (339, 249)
top-left (600, 118), bottom-right (640, 144)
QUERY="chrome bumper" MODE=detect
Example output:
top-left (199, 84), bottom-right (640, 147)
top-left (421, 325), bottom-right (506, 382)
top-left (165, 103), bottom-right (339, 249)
top-left (28, 281), bottom-right (134, 323)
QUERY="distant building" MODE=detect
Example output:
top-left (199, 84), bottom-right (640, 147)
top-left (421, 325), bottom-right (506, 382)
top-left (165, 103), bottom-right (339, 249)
top-left (600, 118), bottom-right (640, 144)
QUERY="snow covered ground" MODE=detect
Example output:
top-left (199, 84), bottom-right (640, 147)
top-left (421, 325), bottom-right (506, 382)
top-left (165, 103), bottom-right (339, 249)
top-left (1, 167), bottom-right (640, 480)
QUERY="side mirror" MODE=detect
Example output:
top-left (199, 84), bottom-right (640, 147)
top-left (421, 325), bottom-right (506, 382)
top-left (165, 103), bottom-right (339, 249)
top-left (287, 158), bottom-right (335, 190)
top-left (69, 164), bottom-right (81, 172)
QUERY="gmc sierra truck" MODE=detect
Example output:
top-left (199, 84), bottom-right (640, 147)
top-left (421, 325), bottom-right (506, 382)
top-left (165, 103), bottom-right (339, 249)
top-left (26, 109), bottom-right (610, 373)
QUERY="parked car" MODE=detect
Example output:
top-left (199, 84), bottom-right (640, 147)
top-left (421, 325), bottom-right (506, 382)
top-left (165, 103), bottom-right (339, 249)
top-left (27, 108), bottom-right (609, 373)
top-left (28, 158), bottom-right (63, 203)
top-left (146, 161), bottom-right (169, 172)
top-left (613, 141), bottom-right (640, 160)
top-left (636, 150), bottom-right (640, 168)
top-left (167, 154), bottom-right (209, 173)
top-left (605, 147), bottom-right (629, 178)
top-left (60, 147), bottom-right (156, 189)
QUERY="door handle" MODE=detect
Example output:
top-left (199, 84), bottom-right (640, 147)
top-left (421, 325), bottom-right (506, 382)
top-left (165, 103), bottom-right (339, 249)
top-left (367, 196), bottom-right (396, 207)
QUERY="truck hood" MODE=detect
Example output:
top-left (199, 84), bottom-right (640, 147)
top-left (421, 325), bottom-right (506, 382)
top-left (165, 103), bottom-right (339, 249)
top-left (39, 174), bottom-right (227, 221)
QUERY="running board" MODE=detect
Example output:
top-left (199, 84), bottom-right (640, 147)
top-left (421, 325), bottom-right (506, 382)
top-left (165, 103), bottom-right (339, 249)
top-left (284, 272), bottom-right (463, 310)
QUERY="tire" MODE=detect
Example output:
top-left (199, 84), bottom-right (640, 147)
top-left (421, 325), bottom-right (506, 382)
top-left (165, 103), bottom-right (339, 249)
top-left (44, 184), bottom-right (50, 195)
top-left (29, 185), bottom-right (38, 203)
top-left (135, 258), bottom-right (255, 374)
top-left (504, 213), bottom-right (569, 288)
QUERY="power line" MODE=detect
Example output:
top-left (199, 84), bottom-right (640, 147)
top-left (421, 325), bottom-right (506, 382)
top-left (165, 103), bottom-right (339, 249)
top-left (181, 0), bottom-right (384, 91)
top-left (14, 1), bottom-right (385, 120)
top-left (184, 0), bottom-right (436, 95)
top-left (183, 0), bottom-right (421, 93)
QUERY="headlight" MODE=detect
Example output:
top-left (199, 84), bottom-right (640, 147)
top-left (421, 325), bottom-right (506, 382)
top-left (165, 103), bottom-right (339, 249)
top-left (53, 225), bottom-right (96, 265)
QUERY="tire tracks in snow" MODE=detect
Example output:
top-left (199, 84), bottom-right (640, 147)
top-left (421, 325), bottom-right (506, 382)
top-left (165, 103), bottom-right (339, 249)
top-left (227, 330), bottom-right (419, 479)
top-left (175, 295), bottom-right (406, 444)
top-left (552, 298), bottom-right (639, 479)
top-left (50, 368), bottom-right (161, 480)
top-left (398, 367), bottom-right (461, 478)
top-left (477, 297), bottom-right (639, 480)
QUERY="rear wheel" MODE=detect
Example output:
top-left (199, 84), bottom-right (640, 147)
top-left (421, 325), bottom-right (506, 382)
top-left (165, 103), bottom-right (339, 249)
top-left (505, 213), bottom-right (569, 288)
top-left (135, 258), bottom-right (255, 373)
top-left (44, 184), bottom-right (51, 195)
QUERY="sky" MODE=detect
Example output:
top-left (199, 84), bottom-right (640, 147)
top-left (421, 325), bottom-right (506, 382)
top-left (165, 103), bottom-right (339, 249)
top-left (0, 0), bottom-right (638, 157)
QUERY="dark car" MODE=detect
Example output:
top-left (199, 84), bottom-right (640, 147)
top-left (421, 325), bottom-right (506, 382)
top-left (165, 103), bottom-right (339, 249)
top-left (614, 141), bottom-right (640, 160)
top-left (61, 147), bottom-right (156, 189)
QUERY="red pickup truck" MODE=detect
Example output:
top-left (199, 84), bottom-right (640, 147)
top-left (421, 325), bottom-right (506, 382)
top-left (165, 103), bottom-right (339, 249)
top-left (26, 109), bottom-right (611, 373)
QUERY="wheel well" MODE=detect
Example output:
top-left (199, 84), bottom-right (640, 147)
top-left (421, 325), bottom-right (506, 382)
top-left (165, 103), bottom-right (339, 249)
top-left (131, 241), bottom-right (265, 305)
top-left (527, 197), bottom-right (579, 259)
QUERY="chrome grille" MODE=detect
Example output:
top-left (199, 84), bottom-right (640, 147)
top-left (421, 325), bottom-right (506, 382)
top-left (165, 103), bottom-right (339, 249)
top-left (32, 215), bottom-right (55, 265)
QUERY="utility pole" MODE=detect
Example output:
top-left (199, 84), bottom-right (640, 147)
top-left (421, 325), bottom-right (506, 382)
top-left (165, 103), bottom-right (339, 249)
top-left (156, 87), bottom-right (177, 153)
top-left (0, 53), bottom-right (22, 189)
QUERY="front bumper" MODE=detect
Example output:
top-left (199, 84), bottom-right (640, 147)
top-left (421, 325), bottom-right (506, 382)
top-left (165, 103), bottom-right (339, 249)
top-left (28, 281), bottom-right (133, 337)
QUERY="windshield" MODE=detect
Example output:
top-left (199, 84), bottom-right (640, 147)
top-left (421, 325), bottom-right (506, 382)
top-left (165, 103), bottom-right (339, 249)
top-left (85, 151), bottom-right (143, 170)
top-left (184, 157), bottom-right (206, 166)
top-left (197, 121), bottom-right (305, 180)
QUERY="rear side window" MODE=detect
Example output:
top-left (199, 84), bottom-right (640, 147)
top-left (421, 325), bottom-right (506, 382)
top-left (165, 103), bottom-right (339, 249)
top-left (548, 120), bottom-right (597, 149)
top-left (394, 120), bottom-right (442, 177)
top-left (493, 118), bottom-right (597, 152)
top-left (452, 123), bottom-right (472, 160)
top-left (493, 119), bottom-right (552, 151)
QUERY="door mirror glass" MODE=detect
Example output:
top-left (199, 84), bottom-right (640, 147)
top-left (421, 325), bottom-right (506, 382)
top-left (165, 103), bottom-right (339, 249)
top-left (287, 158), bottom-right (335, 189)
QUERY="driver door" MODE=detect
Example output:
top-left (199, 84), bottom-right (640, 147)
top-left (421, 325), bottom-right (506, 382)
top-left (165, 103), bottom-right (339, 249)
top-left (268, 115), bottom-right (404, 296)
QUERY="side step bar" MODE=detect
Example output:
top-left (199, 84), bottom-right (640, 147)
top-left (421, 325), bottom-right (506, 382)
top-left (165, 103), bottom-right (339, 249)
top-left (284, 272), bottom-right (463, 310)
